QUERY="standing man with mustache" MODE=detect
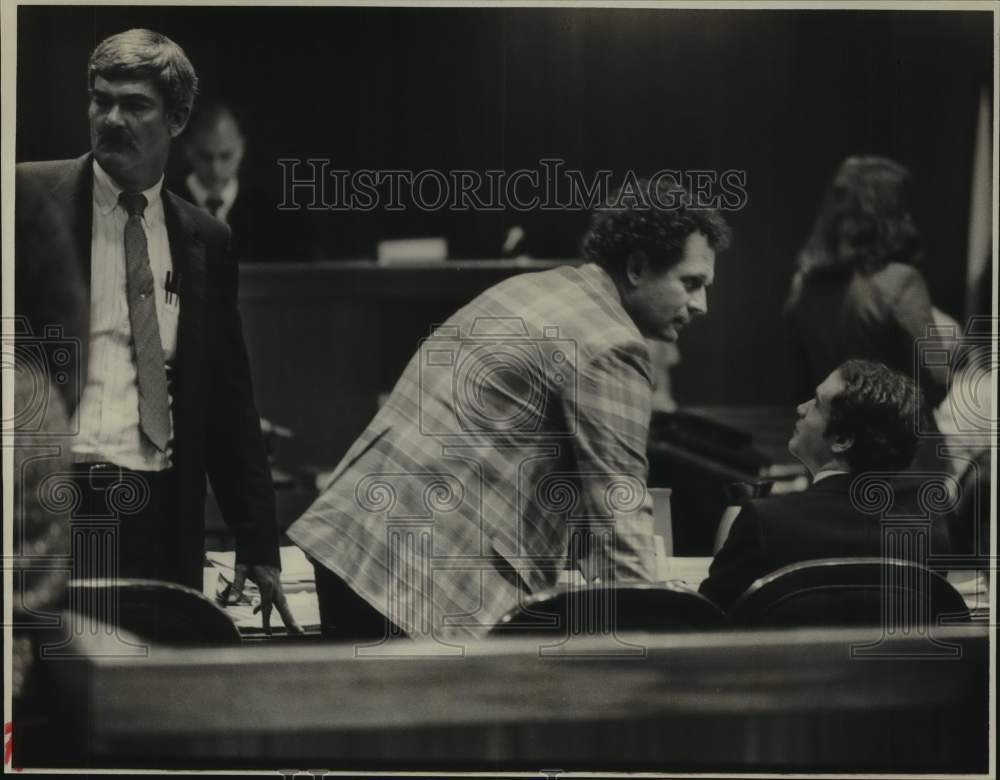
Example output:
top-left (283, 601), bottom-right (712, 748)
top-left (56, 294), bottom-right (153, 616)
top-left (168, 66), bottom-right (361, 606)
top-left (288, 177), bottom-right (731, 641)
top-left (16, 29), bottom-right (299, 633)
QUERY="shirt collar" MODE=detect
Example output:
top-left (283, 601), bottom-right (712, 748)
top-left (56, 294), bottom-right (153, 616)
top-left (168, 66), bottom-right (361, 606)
top-left (185, 172), bottom-right (239, 210)
top-left (813, 469), bottom-right (851, 484)
top-left (92, 159), bottom-right (165, 223)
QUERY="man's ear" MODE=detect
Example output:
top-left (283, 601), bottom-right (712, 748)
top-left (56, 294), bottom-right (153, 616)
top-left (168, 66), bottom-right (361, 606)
top-left (168, 107), bottom-right (191, 139)
top-left (624, 251), bottom-right (648, 287)
top-left (830, 435), bottom-right (854, 455)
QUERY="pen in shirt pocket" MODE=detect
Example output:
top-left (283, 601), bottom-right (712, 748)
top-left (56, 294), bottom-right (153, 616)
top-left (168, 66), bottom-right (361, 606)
top-left (164, 270), bottom-right (182, 305)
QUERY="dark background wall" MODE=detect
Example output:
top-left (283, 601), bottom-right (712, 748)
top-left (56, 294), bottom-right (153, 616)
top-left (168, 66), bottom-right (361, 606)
top-left (16, 6), bottom-right (993, 405)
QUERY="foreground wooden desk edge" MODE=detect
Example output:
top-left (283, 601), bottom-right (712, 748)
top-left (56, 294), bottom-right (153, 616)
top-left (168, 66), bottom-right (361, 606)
top-left (53, 626), bottom-right (990, 772)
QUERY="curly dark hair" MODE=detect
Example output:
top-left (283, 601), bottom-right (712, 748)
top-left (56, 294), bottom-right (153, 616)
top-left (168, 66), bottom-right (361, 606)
top-left (89, 29), bottom-right (199, 119)
top-left (797, 156), bottom-right (923, 279)
top-left (582, 176), bottom-right (732, 276)
top-left (825, 359), bottom-right (927, 473)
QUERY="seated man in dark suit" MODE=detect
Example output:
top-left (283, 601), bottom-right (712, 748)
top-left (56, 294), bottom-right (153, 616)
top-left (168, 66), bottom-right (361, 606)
top-left (179, 102), bottom-right (321, 262)
top-left (181, 103), bottom-right (246, 223)
top-left (700, 359), bottom-right (951, 609)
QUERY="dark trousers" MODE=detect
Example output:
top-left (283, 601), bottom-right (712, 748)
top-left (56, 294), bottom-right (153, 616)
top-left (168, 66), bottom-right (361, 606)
top-left (312, 561), bottom-right (402, 641)
top-left (70, 463), bottom-right (184, 585)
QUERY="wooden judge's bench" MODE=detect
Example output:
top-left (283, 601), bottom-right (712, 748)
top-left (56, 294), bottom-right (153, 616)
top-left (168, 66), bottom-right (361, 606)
top-left (207, 259), bottom-right (572, 540)
top-left (237, 259), bottom-right (570, 469)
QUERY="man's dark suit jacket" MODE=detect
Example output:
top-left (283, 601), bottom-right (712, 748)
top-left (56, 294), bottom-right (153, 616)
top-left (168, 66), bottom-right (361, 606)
top-left (175, 178), bottom-right (317, 262)
top-left (16, 154), bottom-right (280, 590)
top-left (699, 473), bottom-right (952, 610)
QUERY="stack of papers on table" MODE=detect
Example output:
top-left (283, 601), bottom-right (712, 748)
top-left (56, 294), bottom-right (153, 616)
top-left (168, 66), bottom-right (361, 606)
top-left (661, 556), bottom-right (713, 589)
top-left (555, 550), bottom-right (710, 591)
top-left (947, 570), bottom-right (990, 612)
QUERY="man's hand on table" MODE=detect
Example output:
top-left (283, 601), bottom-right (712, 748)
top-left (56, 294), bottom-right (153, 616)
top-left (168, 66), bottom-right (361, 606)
top-left (228, 563), bottom-right (304, 636)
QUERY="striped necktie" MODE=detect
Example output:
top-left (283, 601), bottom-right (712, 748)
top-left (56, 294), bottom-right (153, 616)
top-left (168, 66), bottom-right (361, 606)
top-left (119, 191), bottom-right (171, 451)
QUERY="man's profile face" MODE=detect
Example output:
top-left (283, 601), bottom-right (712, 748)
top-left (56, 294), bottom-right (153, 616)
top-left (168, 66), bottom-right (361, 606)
top-left (186, 116), bottom-right (245, 195)
top-left (89, 75), bottom-right (185, 191)
top-left (788, 369), bottom-right (846, 473)
top-left (622, 231), bottom-right (715, 342)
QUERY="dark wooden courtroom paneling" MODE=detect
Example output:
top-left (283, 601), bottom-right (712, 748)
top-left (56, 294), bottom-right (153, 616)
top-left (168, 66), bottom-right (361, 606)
top-left (237, 260), bottom-right (569, 472)
top-left (48, 626), bottom-right (989, 773)
top-left (17, 8), bottom-right (994, 407)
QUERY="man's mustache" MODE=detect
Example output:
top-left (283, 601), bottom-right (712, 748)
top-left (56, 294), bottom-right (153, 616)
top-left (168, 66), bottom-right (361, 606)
top-left (98, 129), bottom-right (136, 151)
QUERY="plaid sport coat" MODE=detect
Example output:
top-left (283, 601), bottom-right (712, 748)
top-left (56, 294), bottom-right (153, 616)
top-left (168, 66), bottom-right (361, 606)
top-left (287, 262), bottom-right (659, 640)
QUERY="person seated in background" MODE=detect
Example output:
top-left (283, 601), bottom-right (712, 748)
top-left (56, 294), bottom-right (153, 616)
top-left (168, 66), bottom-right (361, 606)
top-left (699, 359), bottom-right (951, 610)
top-left (179, 101), bottom-right (321, 261)
top-left (181, 102), bottom-right (246, 222)
top-left (784, 156), bottom-right (951, 410)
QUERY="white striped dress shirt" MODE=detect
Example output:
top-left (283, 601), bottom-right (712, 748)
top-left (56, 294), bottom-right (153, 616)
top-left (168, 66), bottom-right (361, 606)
top-left (72, 161), bottom-right (179, 471)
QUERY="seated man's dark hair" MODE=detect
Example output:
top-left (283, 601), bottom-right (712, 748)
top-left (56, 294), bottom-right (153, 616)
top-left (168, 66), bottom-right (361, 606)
top-left (826, 359), bottom-right (926, 473)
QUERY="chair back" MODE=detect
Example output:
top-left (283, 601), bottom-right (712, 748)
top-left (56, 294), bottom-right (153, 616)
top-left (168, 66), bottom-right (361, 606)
top-left (66, 578), bottom-right (242, 646)
top-left (491, 582), bottom-right (728, 636)
top-left (729, 558), bottom-right (970, 628)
